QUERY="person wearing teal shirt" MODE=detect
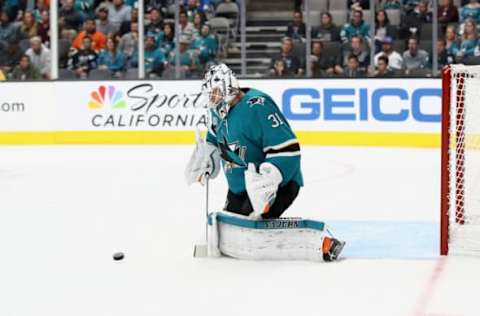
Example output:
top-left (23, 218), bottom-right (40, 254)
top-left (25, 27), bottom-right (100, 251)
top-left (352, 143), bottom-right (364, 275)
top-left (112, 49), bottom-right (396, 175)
top-left (340, 9), bottom-right (370, 43)
top-left (461, 0), bottom-right (480, 24)
top-left (144, 35), bottom-right (166, 77)
top-left (168, 36), bottom-right (199, 78)
top-left (98, 37), bottom-right (126, 77)
top-left (191, 24), bottom-right (218, 64)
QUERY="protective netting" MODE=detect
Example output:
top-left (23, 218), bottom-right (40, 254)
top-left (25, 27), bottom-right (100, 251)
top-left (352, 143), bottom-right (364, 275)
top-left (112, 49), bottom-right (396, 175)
top-left (448, 65), bottom-right (480, 255)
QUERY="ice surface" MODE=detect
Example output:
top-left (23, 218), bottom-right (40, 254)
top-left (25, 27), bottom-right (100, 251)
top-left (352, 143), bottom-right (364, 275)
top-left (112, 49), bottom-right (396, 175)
top-left (0, 145), bottom-right (477, 316)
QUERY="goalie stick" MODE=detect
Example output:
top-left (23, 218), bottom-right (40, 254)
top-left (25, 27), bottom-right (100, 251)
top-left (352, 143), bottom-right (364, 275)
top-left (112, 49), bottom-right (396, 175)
top-left (193, 174), bottom-right (209, 258)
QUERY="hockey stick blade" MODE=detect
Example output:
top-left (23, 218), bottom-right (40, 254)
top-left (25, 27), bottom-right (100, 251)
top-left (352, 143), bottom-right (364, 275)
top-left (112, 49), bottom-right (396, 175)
top-left (193, 244), bottom-right (208, 258)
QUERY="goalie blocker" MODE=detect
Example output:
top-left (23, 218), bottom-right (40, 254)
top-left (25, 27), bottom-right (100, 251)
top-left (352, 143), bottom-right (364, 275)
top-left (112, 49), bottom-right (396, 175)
top-left (207, 211), bottom-right (345, 262)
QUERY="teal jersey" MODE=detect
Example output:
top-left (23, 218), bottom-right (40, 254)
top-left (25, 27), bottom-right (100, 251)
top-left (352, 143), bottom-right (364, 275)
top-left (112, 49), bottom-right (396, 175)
top-left (206, 88), bottom-right (303, 194)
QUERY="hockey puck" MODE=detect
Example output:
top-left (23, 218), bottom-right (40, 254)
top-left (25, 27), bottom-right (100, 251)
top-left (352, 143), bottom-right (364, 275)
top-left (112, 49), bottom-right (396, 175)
top-left (113, 252), bottom-right (124, 261)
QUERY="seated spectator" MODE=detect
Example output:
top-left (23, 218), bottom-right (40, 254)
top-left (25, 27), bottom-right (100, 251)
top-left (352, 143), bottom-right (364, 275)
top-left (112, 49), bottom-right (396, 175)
top-left (183, 0), bottom-right (203, 22)
top-left (269, 37), bottom-right (304, 76)
top-left (72, 18), bottom-right (107, 52)
top-left (191, 24), bottom-right (218, 64)
top-left (75, 0), bottom-right (95, 19)
top-left (178, 10), bottom-right (195, 40)
top-left (373, 54), bottom-right (394, 77)
top-left (37, 10), bottom-right (50, 45)
top-left (119, 8), bottom-right (137, 36)
top-left (2, 0), bottom-right (19, 21)
top-left (159, 22), bottom-right (175, 54)
top-left (168, 35), bottom-right (199, 78)
top-left (340, 9), bottom-right (370, 43)
top-left (342, 35), bottom-right (369, 70)
top-left (285, 10), bottom-right (306, 42)
top-left (271, 59), bottom-right (289, 77)
top-left (119, 21), bottom-right (137, 60)
top-left (374, 36), bottom-right (403, 70)
top-left (399, 0), bottom-right (432, 38)
top-left (144, 35), bottom-right (166, 78)
top-left (437, 38), bottom-right (455, 68)
top-left (192, 12), bottom-right (206, 39)
top-left (445, 24), bottom-right (460, 57)
top-left (59, 0), bottom-right (84, 31)
top-left (20, 11), bottom-right (39, 39)
top-left (438, 0), bottom-right (459, 24)
top-left (11, 54), bottom-right (41, 80)
top-left (104, 0), bottom-right (132, 31)
top-left (95, 6), bottom-right (118, 37)
top-left (310, 40), bottom-right (340, 77)
top-left (25, 36), bottom-right (50, 78)
top-left (403, 37), bottom-right (429, 72)
top-left (0, 10), bottom-right (19, 44)
top-left (374, 10), bottom-right (397, 52)
top-left (67, 35), bottom-right (98, 78)
top-left (98, 36), bottom-right (125, 77)
top-left (146, 8), bottom-right (164, 38)
top-left (33, 0), bottom-right (48, 23)
top-left (343, 54), bottom-right (366, 77)
top-left (460, 0), bottom-right (480, 25)
top-left (377, 0), bottom-right (401, 10)
top-left (311, 12), bottom-right (340, 42)
top-left (457, 18), bottom-right (478, 61)
top-left (349, 0), bottom-right (369, 11)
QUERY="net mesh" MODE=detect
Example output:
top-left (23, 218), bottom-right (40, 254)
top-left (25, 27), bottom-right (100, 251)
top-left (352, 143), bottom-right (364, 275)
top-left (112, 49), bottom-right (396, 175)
top-left (448, 65), bottom-right (480, 255)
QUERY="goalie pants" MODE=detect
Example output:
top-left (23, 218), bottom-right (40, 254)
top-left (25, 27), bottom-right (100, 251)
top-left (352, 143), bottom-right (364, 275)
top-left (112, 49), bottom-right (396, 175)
top-left (224, 181), bottom-right (300, 219)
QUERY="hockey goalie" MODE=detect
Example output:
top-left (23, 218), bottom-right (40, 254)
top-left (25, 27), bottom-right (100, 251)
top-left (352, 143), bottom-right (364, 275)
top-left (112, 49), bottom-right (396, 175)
top-left (185, 63), bottom-right (345, 262)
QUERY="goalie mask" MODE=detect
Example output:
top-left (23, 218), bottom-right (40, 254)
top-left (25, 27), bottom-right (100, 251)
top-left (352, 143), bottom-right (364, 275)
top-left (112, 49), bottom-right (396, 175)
top-left (201, 64), bottom-right (240, 119)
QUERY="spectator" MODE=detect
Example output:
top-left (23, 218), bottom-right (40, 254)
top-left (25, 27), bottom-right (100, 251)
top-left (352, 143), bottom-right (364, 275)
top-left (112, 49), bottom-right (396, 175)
top-left (270, 37), bottom-right (303, 76)
top-left (145, 8), bottom-right (164, 38)
top-left (458, 18), bottom-right (478, 61)
top-left (445, 24), bottom-right (460, 57)
top-left (98, 36), bottom-right (126, 77)
top-left (144, 34), bottom-right (166, 78)
top-left (374, 10), bottom-right (397, 52)
top-left (373, 54), bottom-right (394, 77)
top-left (33, 0), bottom-right (48, 23)
top-left (25, 36), bottom-right (50, 78)
top-left (95, 6), bottom-right (118, 36)
top-left (159, 22), bottom-right (175, 54)
top-left (11, 54), bottom-right (41, 80)
top-left (399, 0), bottom-right (432, 38)
top-left (377, 0), bottom-right (401, 10)
top-left (59, 0), bottom-right (83, 31)
top-left (119, 7), bottom-right (137, 36)
top-left (285, 10), bottom-right (306, 42)
top-left (311, 12), bottom-right (340, 42)
top-left (340, 9), bottom-right (370, 43)
top-left (342, 35), bottom-right (369, 70)
top-left (20, 11), bottom-right (39, 39)
top-left (343, 54), bottom-right (365, 77)
top-left (2, 0), bottom-right (19, 21)
top-left (437, 38), bottom-right (455, 68)
top-left (374, 36), bottom-right (403, 70)
top-left (105, 0), bottom-right (132, 30)
top-left (460, 0), bottom-right (480, 25)
top-left (179, 10), bottom-right (195, 40)
top-left (72, 18), bottom-right (107, 52)
top-left (184, 0), bottom-right (203, 22)
top-left (168, 35), bottom-right (199, 78)
top-left (191, 24), bottom-right (218, 64)
top-left (271, 59), bottom-right (289, 77)
top-left (67, 35), bottom-right (98, 78)
top-left (403, 37), bottom-right (429, 71)
top-left (0, 10), bottom-right (19, 44)
top-left (192, 12), bottom-right (206, 39)
top-left (438, 0), bottom-right (459, 24)
top-left (415, 0), bottom-right (433, 23)
top-left (310, 40), bottom-right (339, 77)
top-left (37, 10), bottom-right (50, 44)
top-left (75, 0), bottom-right (95, 19)
top-left (119, 21), bottom-right (137, 60)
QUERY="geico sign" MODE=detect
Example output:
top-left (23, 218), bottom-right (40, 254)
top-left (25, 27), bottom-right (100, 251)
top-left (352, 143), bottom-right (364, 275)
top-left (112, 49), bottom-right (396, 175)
top-left (282, 88), bottom-right (441, 122)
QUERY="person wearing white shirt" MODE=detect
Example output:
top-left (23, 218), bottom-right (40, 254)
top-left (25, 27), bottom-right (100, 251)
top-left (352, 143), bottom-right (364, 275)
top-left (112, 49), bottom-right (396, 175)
top-left (25, 36), bottom-right (51, 79)
top-left (374, 36), bottom-right (403, 70)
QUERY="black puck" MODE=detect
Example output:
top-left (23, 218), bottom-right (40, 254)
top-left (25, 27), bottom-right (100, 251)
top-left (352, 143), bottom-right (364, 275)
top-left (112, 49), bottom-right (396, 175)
top-left (113, 252), bottom-right (124, 261)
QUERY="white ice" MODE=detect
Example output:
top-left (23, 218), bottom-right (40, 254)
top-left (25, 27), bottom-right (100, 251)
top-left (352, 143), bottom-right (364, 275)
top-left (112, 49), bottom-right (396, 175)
top-left (0, 145), bottom-right (478, 316)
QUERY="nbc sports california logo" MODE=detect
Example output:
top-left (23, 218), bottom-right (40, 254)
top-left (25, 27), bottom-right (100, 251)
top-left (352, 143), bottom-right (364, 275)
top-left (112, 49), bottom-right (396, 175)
top-left (88, 85), bottom-right (127, 109)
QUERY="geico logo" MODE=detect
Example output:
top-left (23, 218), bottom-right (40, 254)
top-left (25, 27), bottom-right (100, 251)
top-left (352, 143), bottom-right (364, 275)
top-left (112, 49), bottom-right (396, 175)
top-left (282, 88), bottom-right (441, 122)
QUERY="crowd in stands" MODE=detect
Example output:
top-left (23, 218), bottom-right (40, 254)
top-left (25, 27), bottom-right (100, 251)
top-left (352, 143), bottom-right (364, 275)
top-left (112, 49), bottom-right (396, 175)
top-left (0, 0), bottom-right (229, 80)
top-left (270, 0), bottom-right (480, 78)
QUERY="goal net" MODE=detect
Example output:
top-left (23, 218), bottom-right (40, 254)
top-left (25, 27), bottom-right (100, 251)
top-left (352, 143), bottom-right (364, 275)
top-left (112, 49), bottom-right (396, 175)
top-left (441, 65), bottom-right (480, 255)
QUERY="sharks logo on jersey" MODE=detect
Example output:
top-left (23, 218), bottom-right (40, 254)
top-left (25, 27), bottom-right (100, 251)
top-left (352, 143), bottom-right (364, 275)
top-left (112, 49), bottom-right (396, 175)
top-left (218, 136), bottom-right (247, 171)
top-left (247, 96), bottom-right (265, 107)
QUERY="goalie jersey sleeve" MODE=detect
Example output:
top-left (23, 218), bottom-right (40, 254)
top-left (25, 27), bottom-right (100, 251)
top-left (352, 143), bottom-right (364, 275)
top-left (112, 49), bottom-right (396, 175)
top-left (205, 88), bottom-right (303, 194)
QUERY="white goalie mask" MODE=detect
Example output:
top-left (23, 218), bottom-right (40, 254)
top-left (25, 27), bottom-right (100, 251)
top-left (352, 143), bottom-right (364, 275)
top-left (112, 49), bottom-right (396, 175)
top-left (201, 64), bottom-right (240, 119)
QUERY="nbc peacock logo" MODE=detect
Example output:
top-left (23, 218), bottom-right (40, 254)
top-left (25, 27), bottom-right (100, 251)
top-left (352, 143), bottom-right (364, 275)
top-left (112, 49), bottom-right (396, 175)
top-left (88, 85), bottom-right (127, 109)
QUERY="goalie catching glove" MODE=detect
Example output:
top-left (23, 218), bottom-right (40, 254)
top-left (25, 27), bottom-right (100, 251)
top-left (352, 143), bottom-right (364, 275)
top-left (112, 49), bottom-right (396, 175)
top-left (185, 129), bottom-right (221, 185)
top-left (245, 162), bottom-right (283, 218)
